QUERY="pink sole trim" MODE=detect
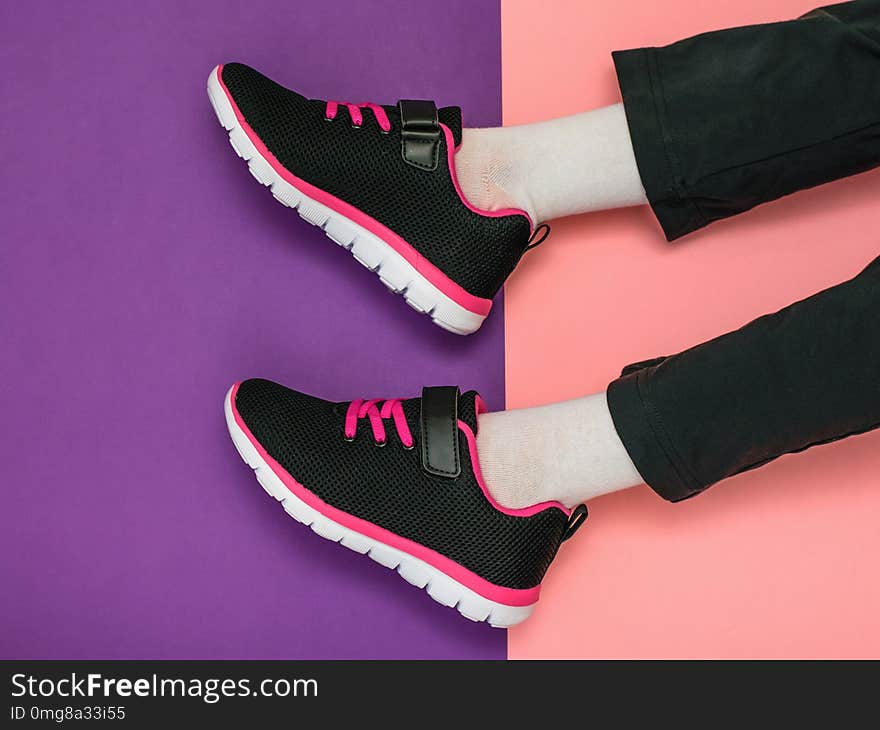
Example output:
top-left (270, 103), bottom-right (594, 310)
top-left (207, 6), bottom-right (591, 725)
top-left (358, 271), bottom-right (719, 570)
top-left (229, 383), bottom-right (541, 608)
top-left (215, 65), bottom-right (493, 318)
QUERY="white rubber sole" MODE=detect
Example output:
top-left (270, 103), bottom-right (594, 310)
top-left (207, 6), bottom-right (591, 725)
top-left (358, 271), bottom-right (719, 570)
top-left (224, 387), bottom-right (535, 627)
top-left (207, 66), bottom-right (486, 336)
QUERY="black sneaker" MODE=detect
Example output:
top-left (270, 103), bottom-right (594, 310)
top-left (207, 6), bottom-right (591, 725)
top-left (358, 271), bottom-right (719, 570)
top-left (224, 379), bottom-right (587, 626)
top-left (207, 63), bottom-right (543, 335)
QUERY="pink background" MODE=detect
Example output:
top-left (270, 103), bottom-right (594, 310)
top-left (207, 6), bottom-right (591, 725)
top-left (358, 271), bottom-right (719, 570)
top-left (502, 0), bottom-right (880, 658)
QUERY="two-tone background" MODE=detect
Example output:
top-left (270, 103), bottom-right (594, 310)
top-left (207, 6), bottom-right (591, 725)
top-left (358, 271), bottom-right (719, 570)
top-left (3, 0), bottom-right (878, 659)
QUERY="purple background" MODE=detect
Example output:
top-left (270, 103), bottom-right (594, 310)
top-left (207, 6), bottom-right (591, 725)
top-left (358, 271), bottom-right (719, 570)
top-left (1, 0), bottom-right (506, 658)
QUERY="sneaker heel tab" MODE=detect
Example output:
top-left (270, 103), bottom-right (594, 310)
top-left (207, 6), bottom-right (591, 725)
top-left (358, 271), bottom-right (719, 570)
top-left (562, 504), bottom-right (589, 542)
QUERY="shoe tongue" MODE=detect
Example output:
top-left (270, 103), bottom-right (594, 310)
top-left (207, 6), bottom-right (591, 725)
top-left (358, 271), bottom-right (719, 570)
top-left (456, 389), bottom-right (481, 433)
top-left (437, 106), bottom-right (462, 147)
top-left (382, 103), bottom-right (462, 146)
top-left (404, 389), bottom-right (480, 434)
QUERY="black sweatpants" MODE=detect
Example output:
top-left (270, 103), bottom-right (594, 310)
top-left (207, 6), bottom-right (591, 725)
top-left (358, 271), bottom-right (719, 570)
top-left (605, 1), bottom-right (880, 502)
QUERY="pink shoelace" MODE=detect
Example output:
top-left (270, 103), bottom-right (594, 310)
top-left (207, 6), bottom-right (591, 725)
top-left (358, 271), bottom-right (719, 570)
top-left (344, 398), bottom-right (413, 448)
top-left (325, 100), bottom-right (391, 132)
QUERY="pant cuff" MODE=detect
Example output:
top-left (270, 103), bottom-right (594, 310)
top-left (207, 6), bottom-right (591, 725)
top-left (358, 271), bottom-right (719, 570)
top-left (606, 367), bottom-right (702, 502)
top-left (612, 47), bottom-right (707, 241)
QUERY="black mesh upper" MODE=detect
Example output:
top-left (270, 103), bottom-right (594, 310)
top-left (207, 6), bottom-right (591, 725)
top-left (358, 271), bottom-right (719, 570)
top-left (221, 63), bottom-right (532, 300)
top-left (234, 378), bottom-right (569, 590)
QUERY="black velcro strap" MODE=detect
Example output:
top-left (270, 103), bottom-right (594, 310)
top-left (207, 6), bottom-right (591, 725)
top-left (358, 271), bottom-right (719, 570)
top-left (420, 386), bottom-right (461, 478)
top-left (398, 99), bottom-right (441, 171)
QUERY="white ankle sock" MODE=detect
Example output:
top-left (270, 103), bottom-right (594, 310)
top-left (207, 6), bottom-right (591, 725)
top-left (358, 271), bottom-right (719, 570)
top-left (459, 106), bottom-right (649, 507)
top-left (475, 392), bottom-right (644, 509)
top-left (454, 103), bottom-right (648, 224)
